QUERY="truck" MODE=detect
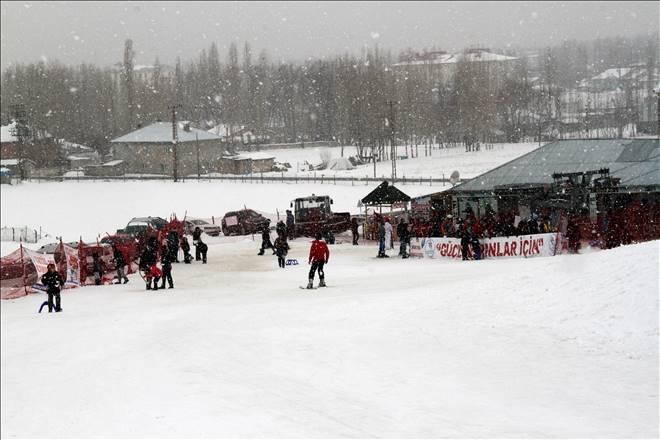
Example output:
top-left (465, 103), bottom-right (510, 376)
top-left (290, 194), bottom-right (351, 240)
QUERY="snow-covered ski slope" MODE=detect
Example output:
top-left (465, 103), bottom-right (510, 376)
top-left (1, 237), bottom-right (658, 437)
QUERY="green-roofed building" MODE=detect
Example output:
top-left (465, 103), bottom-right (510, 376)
top-left (443, 138), bottom-right (659, 221)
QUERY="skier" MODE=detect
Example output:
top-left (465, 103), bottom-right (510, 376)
top-left (41, 263), bottom-right (64, 313)
top-left (273, 235), bottom-right (290, 268)
top-left (286, 210), bottom-right (295, 240)
top-left (384, 217), bottom-right (393, 250)
top-left (160, 244), bottom-right (174, 289)
top-left (92, 252), bottom-right (103, 285)
top-left (258, 219), bottom-right (273, 255)
top-left (192, 227), bottom-right (203, 261)
top-left (180, 236), bottom-right (193, 264)
top-left (351, 217), bottom-right (359, 245)
top-left (307, 232), bottom-right (329, 289)
top-left (397, 220), bottom-right (410, 258)
top-left (113, 245), bottom-right (129, 284)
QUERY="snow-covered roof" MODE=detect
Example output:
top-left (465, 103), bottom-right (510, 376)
top-left (67, 155), bottom-right (91, 161)
top-left (0, 122), bottom-right (18, 143)
top-left (0, 159), bottom-right (19, 166)
top-left (102, 160), bottom-right (124, 167)
top-left (591, 68), bottom-right (632, 81)
top-left (60, 139), bottom-right (92, 151)
top-left (110, 122), bottom-right (222, 144)
top-left (236, 152), bottom-right (275, 160)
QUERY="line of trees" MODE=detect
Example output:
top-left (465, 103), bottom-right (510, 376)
top-left (0, 34), bottom-right (657, 159)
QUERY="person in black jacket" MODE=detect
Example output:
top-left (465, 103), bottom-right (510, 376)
top-left (197, 240), bottom-right (208, 264)
top-left (276, 220), bottom-right (287, 240)
top-left (41, 263), bottom-right (64, 312)
top-left (258, 219), bottom-right (273, 255)
top-left (192, 227), bottom-right (203, 261)
top-left (180, 236), bottom-right (192, 264)
top-left (92, 252), bottom-right (103, 285)
top-left (351, 218), bottom-right (359, 245)
top-left (139, 243), bottom-right (158, 290)
top-left (397, 220), bottom-right (410, 258)
top-left (273, 236), bottom-right (290, 268)
top-left (160, 244), bottom-right (174, 289)
top-left (167, 230), bottom-right (180, 263)
top-left (286, 210), bottom-right (295, 240)
top-left (113, 245), bottom-right (129, 284)
top-left (458, 222), bottom-right (470, 261)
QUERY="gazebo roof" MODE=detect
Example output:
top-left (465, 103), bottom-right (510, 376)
top-left (361, 181), bottom-right (411, 206)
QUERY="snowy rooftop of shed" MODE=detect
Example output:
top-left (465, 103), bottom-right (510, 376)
top-left (110, 122), bottom-right (222, 144)
top-left (451, 139), bottom-right (660, 193)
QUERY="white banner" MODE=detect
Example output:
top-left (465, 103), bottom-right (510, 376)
top-left (23, 248), bottom-right (56, 291)
top-left (62, 244), bottom-right (81, 287)
top-left (409, 233), bottom-right (561, 260)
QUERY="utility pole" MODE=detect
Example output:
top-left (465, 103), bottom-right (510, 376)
top-left (10, 104), bottom-right (29, 180)
top-left (169, 104), bottom-right (181, 182)
top-left (196, 133), bottom-right (201, 178)
top-left (386, 100), bottom-right (397, 180)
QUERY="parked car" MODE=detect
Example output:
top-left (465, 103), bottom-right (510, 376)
top-left (221, 209), bottom-right (270, 236)
top-left (117, 217), bottom-right (168, 237)
top-left (184, 218), bottom-right (223, 237)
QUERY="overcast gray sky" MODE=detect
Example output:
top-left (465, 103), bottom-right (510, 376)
top-left (1, 1), bottom-right (658, 68)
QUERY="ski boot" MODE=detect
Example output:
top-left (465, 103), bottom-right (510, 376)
top-left (306, 279), bottom-right (314, 290)
top-left (319, 279), bottom-right (326, 288)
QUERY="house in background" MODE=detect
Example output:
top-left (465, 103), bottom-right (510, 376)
top-left (109, 122), bottom-right (226, 175)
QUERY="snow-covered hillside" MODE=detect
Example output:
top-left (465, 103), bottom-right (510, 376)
top-left (1, 238), bottom-right (658, 437)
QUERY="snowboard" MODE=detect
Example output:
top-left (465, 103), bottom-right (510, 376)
top-left (299, 285), bottom-right (329, 290)
top-left (38, 301), bottom-right (62, 313)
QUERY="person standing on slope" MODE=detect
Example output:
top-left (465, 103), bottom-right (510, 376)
top-left (307, 232), bottom-right (329, 289)
top-left (351, 217), bottom-right (359, 245)
top-left (258, 219), bottom-right (273, 255)
top-left (41, 263), bottom-right (64, 312)
top-left (273, 235), bottom-right (290, 268)
top-left (384, 217), bottom-right (393, 250)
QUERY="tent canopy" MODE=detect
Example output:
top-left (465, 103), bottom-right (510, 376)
top-left (361, 181), bottom-right (411, 206)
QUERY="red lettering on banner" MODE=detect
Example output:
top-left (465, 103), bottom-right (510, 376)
top-left (511, 241), bottom-right (517, 255)
top-left (496, 242), bottom-right (502, 256)
top-left (503, 242), bottom-right (510, 256)
top-left (532, 239), bottom-right (540, 254)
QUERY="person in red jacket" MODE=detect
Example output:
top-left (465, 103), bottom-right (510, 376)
top-left (307, 232), bottom-right (329, 289)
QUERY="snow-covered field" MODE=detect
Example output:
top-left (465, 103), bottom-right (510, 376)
top-left (0, 142), bottom-right (540, 253)
top-left (1, 236), bottom-right (658, 437)
top-left (1, 180), bottom-right (441, 252)
top-left (233, 142), bottom-right (540, 179)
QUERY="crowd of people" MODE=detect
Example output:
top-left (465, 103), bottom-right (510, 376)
top-left (39, 197), bottom-right (657, 313)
